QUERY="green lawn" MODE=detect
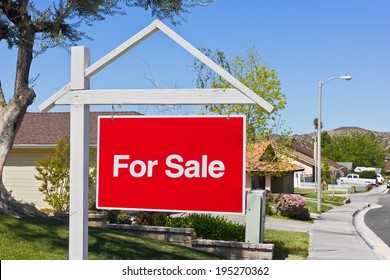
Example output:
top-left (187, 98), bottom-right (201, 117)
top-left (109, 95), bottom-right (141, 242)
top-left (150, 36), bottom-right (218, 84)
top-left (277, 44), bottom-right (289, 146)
top-left (0, 214), bottom-right (221, 260)
top-left (293, 188), bottom-right (348, 214)
top-left (0, 213), bottom-right (309, 260)
top-left (265, 229), bottom-right (309, 260)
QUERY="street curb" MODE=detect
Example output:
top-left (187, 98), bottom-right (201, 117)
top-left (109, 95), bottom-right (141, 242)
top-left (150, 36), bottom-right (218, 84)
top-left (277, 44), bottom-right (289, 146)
top-left (354, 204), bottom-right (390, 260)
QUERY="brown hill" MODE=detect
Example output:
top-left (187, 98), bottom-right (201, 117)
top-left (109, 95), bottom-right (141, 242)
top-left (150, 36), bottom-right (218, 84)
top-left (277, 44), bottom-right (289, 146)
top-left (292, 127), bottom-right (390, 151)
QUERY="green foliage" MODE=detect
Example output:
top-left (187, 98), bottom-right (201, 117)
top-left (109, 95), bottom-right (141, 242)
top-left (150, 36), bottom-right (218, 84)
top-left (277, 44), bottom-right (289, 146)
top-left (265, 190), bottom-right (275, 215)
top-left (357, 170), bottom-right (377, 180)
top-left (0, 213), bottom-right (221, 260)
top-left (35, 139), bottom-right (70, 212)
top-left (194, 47), bottom-right (290, 142)
top-left (165, 214), bottom-right (245, 242)
top-left (35, 138), bottom-right (96, 212)
top-left (321, 160), bottom-right (331, 184)
top-left (321, 131), bottom-right (332, 147)
top-left (1, 1), bottom-right (212, 52)
top-left (313, 118), bottom-right (323, 130)
top-left (88, 155), bottom-right (98, 210)
top-left (265, 229), bottom-right (309, 260)
top-left (321, 132), bottom-right (387, 168)
top-left (127, 0), bottom-right (213, 25)
top-left (107, 210), bottom-right (133, 224)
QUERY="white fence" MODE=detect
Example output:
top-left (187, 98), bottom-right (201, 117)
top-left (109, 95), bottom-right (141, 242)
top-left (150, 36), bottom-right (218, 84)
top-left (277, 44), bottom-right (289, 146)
top-left (297, 182), bottom-right (369, 194)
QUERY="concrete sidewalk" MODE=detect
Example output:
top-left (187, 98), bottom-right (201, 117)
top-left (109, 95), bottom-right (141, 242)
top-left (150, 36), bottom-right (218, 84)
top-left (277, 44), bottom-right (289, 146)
top-left (308, 185), bottom-right (390, 260)
top-left (196, 185), bottom-right (390, 260)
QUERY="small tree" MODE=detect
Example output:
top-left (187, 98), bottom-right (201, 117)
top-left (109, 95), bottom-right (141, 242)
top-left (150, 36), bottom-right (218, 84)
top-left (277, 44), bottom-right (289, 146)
top-left (35, 139), bottom-right (70, 212)
top-left (194, 47), bottom-right (290, 142)
top-left (357, 170), bottom-right (377, 180)
top-left (36, 138), bottom-right (97, 212)
top-left (321, 160), bottom-right (331, 184)
top-left (321, 132), bottom-right (386, 168)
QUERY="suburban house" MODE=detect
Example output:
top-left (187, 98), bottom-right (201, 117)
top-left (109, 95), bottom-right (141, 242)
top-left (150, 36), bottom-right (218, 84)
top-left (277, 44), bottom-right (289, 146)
top-left (336, 162), bottom-right (355, 174)
top-left (246, 141), bottom-right (305, 193)
top-left (5, 111), bottom-right (348, 209)
top-left (3, 111), bottom-right (141, 209)
top-left (288, 144), bottom-right (347, 184)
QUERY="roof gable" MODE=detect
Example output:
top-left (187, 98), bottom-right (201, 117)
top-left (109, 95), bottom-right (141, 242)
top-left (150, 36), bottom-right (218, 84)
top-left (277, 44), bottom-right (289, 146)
top-left (246, 141), bottom-right (304, 174)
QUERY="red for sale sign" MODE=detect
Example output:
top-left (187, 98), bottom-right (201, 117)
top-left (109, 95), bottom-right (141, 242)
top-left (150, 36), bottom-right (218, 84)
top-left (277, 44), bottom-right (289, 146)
top-left (96, 116), bottom-right (246, 214)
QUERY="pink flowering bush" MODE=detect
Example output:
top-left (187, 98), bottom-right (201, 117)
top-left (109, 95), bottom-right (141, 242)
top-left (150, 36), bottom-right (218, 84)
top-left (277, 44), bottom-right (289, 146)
top-left (265, 189), bottom-right (274, 203)
top-left (276, 194), bottom-right (307, 218)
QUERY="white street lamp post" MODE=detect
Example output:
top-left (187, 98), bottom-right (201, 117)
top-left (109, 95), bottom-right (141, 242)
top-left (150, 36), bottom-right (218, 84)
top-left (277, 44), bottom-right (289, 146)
top-left (317, 75), bottom-right (352, 212)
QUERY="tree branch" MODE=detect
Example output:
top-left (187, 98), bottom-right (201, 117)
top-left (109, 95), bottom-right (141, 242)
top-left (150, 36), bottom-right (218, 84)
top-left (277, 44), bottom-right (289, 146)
top-left (33, 0), bottom-right (75, 34)
top-left (54, 0), bottom-right (74, 29)
top-left (0, 24), bottom-right (9, 41)
top-left (0, 0), bottom-right (27, 27)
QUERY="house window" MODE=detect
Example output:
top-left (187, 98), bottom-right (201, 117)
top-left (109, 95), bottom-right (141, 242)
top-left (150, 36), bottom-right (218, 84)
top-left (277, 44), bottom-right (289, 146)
top-left (252, 174), bottom-right (265, 190)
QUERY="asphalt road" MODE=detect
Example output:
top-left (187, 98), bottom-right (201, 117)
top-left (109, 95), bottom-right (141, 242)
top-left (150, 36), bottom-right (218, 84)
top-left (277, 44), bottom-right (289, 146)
top-left (364, 191), bottom-right (390, 246)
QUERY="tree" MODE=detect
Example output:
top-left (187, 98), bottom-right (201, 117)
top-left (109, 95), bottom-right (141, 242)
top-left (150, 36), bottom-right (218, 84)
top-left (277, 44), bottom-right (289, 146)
top-left (313, 118), bottom-right (322, 130)
top-left (0, 0), bottom-right (212, 216)
top-left (35, 138), bottom-right (97, 212)
top-left (321, 132), bottom-right (387, 168)
top-left (194, 47), bottom-right (289, 142)
top-left (320, 131), bottom-right (332, 147)
top-left (36, 139), bottom-right (71, 212)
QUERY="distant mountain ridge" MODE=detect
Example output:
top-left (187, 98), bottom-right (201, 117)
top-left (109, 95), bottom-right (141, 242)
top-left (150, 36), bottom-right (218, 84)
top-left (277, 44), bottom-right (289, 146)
top-left (292, 127), bottom-right (390, 150)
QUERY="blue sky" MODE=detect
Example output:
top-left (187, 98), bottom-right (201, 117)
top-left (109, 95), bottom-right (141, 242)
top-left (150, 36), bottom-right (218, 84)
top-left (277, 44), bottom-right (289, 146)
top-left (0, 0), bottom-right (389, 134)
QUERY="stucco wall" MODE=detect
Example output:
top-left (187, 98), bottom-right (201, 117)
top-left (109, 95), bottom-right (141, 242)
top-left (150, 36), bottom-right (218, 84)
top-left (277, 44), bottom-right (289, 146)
top-left (3, 148), bottom-right (54, 209)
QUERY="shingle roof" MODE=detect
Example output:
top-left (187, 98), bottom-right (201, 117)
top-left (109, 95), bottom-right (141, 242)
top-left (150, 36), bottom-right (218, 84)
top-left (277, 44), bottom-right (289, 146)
top-left (246, 142), bottom-right (305, 174)
top-left (292, 144), bottom-right (345, 170)
top-left (14, 111), bottom-right (141, 145)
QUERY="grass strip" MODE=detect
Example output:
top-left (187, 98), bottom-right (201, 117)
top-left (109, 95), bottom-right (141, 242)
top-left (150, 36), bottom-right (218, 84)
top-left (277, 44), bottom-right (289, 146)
top-left (0, 214), bottom-right (221, 260)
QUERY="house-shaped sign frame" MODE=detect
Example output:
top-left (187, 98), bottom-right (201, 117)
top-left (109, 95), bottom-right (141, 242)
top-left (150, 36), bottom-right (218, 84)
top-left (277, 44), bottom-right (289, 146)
top-left (40, 19), bottom-right (274, 260)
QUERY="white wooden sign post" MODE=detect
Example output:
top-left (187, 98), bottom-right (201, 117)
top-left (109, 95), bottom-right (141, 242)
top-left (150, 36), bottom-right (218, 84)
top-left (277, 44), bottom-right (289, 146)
top-left (40, 20), bottom-right (274, 260)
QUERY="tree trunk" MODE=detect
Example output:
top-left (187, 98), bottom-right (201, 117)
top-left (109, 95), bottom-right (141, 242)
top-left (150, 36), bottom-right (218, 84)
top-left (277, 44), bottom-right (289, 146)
top-left (0, 24), bottom-right (45, 217)
top-left (0, 104), bottom-right (45, 217)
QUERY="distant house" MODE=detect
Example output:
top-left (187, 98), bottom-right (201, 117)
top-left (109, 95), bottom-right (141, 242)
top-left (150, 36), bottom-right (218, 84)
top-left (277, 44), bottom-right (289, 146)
top-left (336, 162), bottom-right (355, 174)
top-left (246, 142), bottom-right (304, 193)
top-left (288, 144), bottom-right (346, 184)
top-left (4, 111), bottom-right (140, 209)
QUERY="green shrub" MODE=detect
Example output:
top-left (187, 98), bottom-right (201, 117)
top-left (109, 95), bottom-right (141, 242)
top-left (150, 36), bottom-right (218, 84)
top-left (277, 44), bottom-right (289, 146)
top-left (106, 210), bottom-right (132, 224)
top-left (35, 138), bottom-right (97, 212)
top-left (265, 190), bottom-right (276, 215)
top-left (88, 163), bottom-right (97, 210)
top-left (166, 214), bottom-right (245, 242)
top-left (357, 170), bottom-right (377, 180)
top-left (116, 211), bottom-right (133, 224)
top-left (35, 139), bottom-right (70, 212)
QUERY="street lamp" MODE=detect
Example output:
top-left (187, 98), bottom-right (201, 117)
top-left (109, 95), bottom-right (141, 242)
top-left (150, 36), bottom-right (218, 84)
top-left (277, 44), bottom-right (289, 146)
top-left (316, 75), bottom-right (352, 212)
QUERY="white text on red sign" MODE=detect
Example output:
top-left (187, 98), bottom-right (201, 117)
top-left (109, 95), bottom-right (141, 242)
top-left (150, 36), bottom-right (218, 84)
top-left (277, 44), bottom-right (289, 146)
top-left (113, 154), bottom-right (225, 179)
